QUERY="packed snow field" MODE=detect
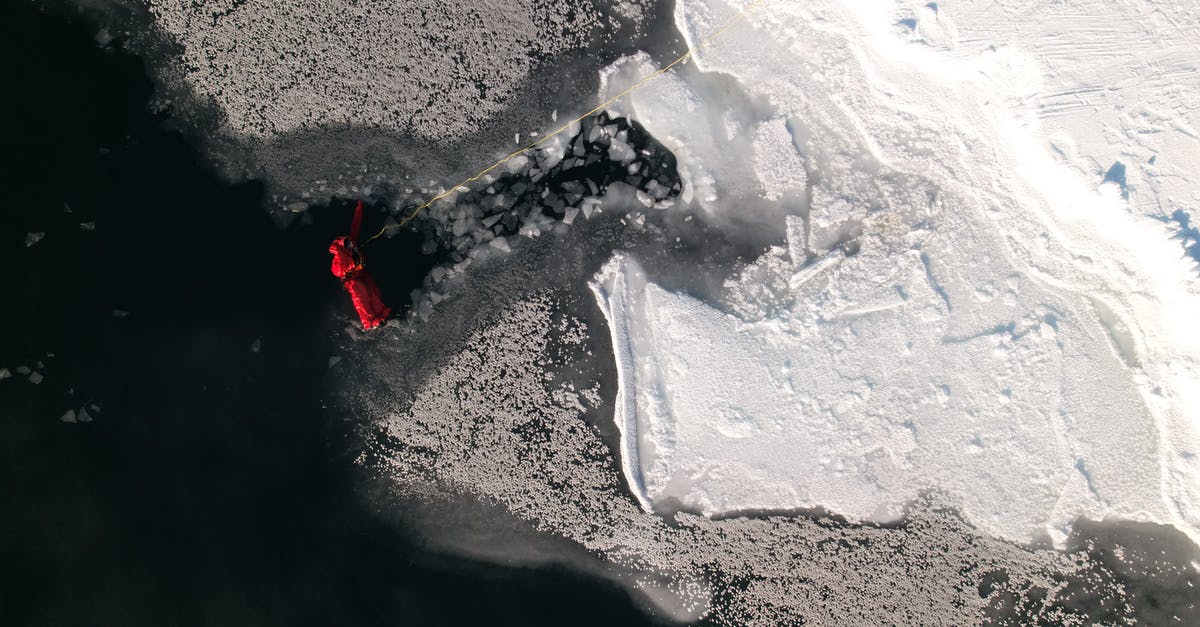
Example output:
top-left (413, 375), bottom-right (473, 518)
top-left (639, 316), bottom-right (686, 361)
top-left (591, 0), bottom-right (1200, 549)
top-left (87, 0), bottom-right (1200, 622)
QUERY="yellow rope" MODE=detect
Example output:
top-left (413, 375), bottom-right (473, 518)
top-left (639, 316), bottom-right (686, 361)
top-left (362, 0), bottom-right (766, 246)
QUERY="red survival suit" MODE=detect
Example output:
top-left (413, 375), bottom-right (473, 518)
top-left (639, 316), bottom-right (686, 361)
top-left (330, 200), bottom-right (392, 330)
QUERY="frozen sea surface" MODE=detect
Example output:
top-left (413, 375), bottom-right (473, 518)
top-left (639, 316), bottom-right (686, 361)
top-left (592, 0), bottom-right (1200, 549)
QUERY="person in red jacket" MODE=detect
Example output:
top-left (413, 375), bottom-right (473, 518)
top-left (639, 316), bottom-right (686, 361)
top-left (330, 200), bottom-right (391, 330)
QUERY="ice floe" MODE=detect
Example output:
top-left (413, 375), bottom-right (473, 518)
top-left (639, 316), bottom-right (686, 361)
top-left (593, 0), bottom-right (1200, 548)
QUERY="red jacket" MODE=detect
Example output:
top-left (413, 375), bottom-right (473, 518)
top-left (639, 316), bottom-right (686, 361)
top-left (330, 201), bottom-right (391, 329)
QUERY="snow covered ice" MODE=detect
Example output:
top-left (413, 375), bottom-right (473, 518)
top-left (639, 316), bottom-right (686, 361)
top-left (593, 0), bottom-right (1200, 548)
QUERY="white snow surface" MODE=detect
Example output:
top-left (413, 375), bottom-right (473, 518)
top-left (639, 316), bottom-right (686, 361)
top-left (592, 0), bottom-right (1200, 547)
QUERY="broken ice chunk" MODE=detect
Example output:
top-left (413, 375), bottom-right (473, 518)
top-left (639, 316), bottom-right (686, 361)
top-left (563, 207), bottom-right (580, 225)
top-left (60, 410), bottom-right (77, 424)
top-left (79, 221), bottom-right (96, 231)
top-left (0, 368), bottom-right (10, 381)
top-left (28, 372), bottom-right (44, 384)
top-left (490, 237), bottom-right (511, 253)
top-left (785, 215), bottom-right (807, 267)
top-left (25, 232), bottom-right (45, 247)
top-left (16, 366), bottom-right (31, 376)
top-left (77, 406), bottom-right (94, 422)
top-left (250, 338), bottom-right (262, 353)
top-left (327, 356), bottom-right (342, 368)
top-left (112, 309), bottom-right (130, 318)
top-left (608, 138), bottom-right (636, 163)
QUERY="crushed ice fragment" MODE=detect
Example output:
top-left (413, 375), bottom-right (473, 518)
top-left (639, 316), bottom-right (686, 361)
top-left (608, 138), bottom-right (636, 163)
top-left (0, 368), bottom-right (10, 381)
top-left (16, 366), bottom-right (31, 376)
top-left (327, 356), bottom-right (342, 368)
top-left (489, 237), bottom-right (511, 253)
top-left (250, 338), bottom-right (262, 353)
top-left (60, 410), bottom-right (77, 424)
top-left (28, 372), bottom-right (43, 385)
top-left (79, 222), bottom-right (96, 231)
top-left (77, 406), bottom-right (93, 422)
top-left (505, 155), bottom-right (528, 173)
top-left (25, 232), bottom-right (45, 247)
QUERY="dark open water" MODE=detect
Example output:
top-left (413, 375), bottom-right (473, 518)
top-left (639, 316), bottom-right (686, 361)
top-left (0, 4), bottom-right (661, 625)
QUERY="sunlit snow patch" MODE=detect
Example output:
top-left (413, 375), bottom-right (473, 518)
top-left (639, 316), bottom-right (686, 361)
top-left (593, 0), bottom-right (1200, 548)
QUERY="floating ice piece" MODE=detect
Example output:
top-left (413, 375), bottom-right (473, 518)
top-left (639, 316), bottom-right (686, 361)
top-left (60, 410), bottom-right (76, 424)
top-left (0, 368), bottom-right (10, 381)
top-left (608, 138), bottom-right (636, 163)
top-left (489, 237), bottom-right (511, 253)
top-left (327, 355), bottom-right (342, 368)
top-left (250, 338), bottom-right (261, 353)
top-left (594, 243), bottom-right (1173, 546)
top-left (79, 222), bottom-right (96, 231)
top-left (78, 406), bottom-right (93, 423)
top-left (16, 366), bottom-right (31, 376)
top-left (25, 232), bottom-right (45, 247)
top-left (28, 372), bottom-right (43, 385)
